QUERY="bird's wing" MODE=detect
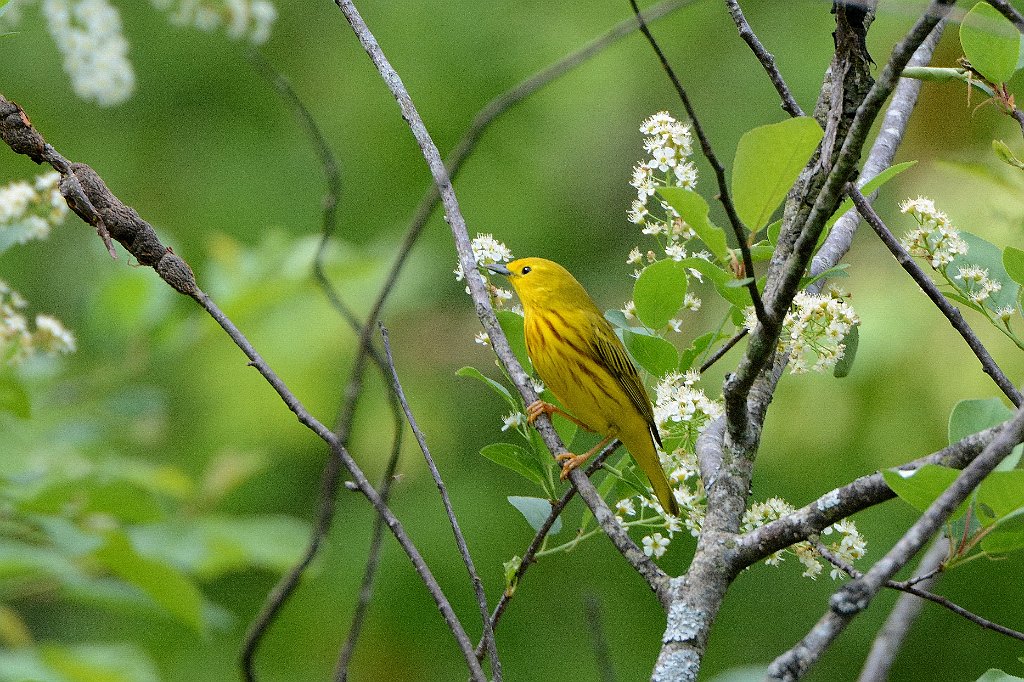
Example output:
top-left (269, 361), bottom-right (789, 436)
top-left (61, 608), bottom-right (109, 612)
top-left (589, 318), bottom-right (662, 447)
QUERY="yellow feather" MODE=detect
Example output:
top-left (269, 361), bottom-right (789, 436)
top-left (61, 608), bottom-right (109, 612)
top-left (498, 257), bottom-right (679, 516)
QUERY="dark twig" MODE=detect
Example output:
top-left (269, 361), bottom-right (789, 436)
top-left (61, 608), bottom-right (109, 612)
top-left (724, 0), bottom-right (804, 117)
top-left (699, 329), bottom-right (748, 374)
top-left (474, 444), bottom-right (619, 660)
top-left (848, 186), bottom-right (1023, 407)
top-left (627, 0), bottom-right (765, 323)
top-left (333, 0), bottom-right (667, 599)
top-left (334, 410), bottom-right (403, 682)
top-left (584, 594), bottom-right (618, 682)
top-left (858, 538), bottom-right (947, 682)
top-left (380, 325), bottom-right (501, 680)
top-left (242, 56), bottom-right (412, 682)
top-left (814, 539), bottom-right (1024, 645)
top-left (768, 401), bottom-right (1024, 680)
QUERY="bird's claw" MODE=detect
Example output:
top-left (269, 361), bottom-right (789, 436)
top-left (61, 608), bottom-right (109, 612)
top-left (526, 399), bottom-right (555, 425)
top-left (556, 452), bottom-right (589, 480)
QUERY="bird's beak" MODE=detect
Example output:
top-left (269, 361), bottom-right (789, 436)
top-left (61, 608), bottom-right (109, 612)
top-left (484, 263), bottom-right (512, 276)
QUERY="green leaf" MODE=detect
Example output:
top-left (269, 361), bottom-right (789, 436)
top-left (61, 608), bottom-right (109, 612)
top-left (657, 187), bottom-right (730, 261)
top-left (0, 373), bottom-right (30, 419)
top-left (951, 232), bottom-right (1020, 311)
top-left (765, 219), bottom-right (782, 244)
top-left (1003, 246), bottom-right (1024, 285)
top-left (128, 515), bottom-right (310, 578)
top-left (832, 324), bottom-right (859, 378)
top-left (633, 259), bottom-right (688, 329)
top-left (975, 669), bottom-right (1024, 682)
top-left (732, 117), bottom-right (823, 230)
top-left (679, 331), bottom-right (722, 372)
top-left (981, 507), bottom-right (1024, 554)
top-left (748, 240), bottom-right (774, 261)
top-left (41, 643), bottom-right (161, 682)
top-left (456, 366), bottom-right (517, 411)
top-left (622, 330), bottom-right (678, 377)
top-left (92, 531), bottom-right (203, 631)
top-left (977, 470), bottom-right (1024, 519)
top-left (960, 2), bottom-right (1020, 83)
top-left (508, 496), bottom-right (561, 535)
top-left (496, 310), bottom-right (532, 374)
top-left (679, 257), bottom-right (752, 307)
top-left (882, 465), bottom-right (970, 519)
top-left (503, 555), bottom-right (521, 593)
top-left (480, 443), bottom-right (547, 486)
top-left (993, 140), bottom-right (1024, 170)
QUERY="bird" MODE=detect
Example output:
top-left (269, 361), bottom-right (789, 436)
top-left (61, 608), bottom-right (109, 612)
top-left (485, 257), bottom-right (679, 517)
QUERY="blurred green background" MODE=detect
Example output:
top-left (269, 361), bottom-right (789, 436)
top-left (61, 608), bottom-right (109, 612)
top-left (2, 0), bottom-right (1024, 680)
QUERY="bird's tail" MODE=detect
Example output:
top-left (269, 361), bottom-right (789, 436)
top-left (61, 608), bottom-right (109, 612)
top-left (623, 428), bottom-right (679, 517)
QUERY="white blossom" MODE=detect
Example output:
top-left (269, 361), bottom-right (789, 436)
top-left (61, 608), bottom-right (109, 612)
top-left (43, 0), bottom-right (135, 106)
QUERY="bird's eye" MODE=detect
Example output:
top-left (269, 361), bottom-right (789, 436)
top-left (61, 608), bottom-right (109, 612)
top-left (521, 266), bottom-right (532, 275)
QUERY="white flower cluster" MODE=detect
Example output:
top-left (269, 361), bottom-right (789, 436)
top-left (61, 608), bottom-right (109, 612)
top-left (151, 0), bottom-right (277, 44)
top-left (606, 371), bottom-right (719, 559)
top-left (628, 112), bottom-right (698, 262)
top-left (899, 196), bottom-right (968, 270)
top-left (954, 265), bottom-right (1002, 305)
top-left (42, 0), bottom-right (135, 107)
top-left (1, 281), bottom-right (76, 364)
top-left (0, 172), bottom-right (69, 247)
top-left (742, 499), bottom-right (866, 580)
top-left (748, 288), bottom-right (860, 375)
top-left (653, 370), bottom-right (724, 447)
top-left (455, 233), bottom-right (516, 310)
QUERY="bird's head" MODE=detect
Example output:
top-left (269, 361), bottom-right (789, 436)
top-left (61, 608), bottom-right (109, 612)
top-left (485, 257), bottom-right (589, 310)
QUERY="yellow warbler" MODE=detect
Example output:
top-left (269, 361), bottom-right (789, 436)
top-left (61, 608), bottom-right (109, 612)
top-left (486, 257), bottom-right (679, 516)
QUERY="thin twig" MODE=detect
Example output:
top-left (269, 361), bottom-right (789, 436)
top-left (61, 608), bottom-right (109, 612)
top-left (474, 444), bottom-right (619, 660)
top-left (698, 329), bottom-right (748, 374)
top-left (584, 594), bottom-right (618, 682)
top-left (242, 56), bottom-right (411, 682)
top-left (768, 401), bottom-right (1024, 680)
top-left (334, 410), bottom-right (403, 681)
top-left (848, 186), bottom-right (1023, 407)
top-left (724, 0), bottom-right (804, 117)
top-left (627, 0), bottom-right (765, 323)
top-left (814, 539), bottom-right (1024, 645)
top-left (333, 0), bottom-right (668, 598)
top-left (858, 538), bottom-right (947, 682)
top-left (380, 324), bottom-right (501, 680)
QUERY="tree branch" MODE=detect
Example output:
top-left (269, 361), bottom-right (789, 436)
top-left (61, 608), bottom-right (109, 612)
top-left (474, 444), bottom-right (619, 660)
top-left (724, 0), bottom-right (804, 117)
top-left (332, 0), bottom-right (668, 599)
top-left (815, 537), bottom-right (1024, 645)
top-left (380, 325), bottom-right (501, 680)
top-left (857, 537), bottom-right (947, 682)
top-left (768, 401), bottom-right (1024, 680)
top-left (734, 424), bottom-right (1000, 568)
top-left (0, 92), bottom-right (487, 682)
top-left (849, 186), bottom-right (1023, 407)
